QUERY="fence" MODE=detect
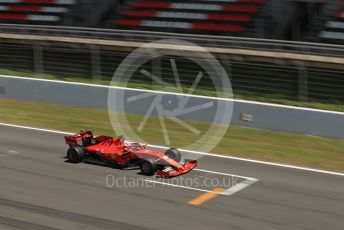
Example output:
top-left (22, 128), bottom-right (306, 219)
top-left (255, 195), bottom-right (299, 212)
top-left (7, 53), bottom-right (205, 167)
top-left (0, 39), bottom-right (343, 105)
top-left (0, 24), bottom-right (344, 103)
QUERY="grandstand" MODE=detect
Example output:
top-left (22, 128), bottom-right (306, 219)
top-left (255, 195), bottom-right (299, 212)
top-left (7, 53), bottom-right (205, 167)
top-left (318, 1), bottom-right (344, 44)
top-left (0, 0), bottom-right (342, 43)
top-left (112, 0), bottom-right (266, 36)
top-left (0, 0), bottom-right (76, 25)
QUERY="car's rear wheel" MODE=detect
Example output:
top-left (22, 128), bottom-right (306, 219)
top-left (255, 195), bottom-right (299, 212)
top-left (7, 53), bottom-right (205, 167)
top-left (67, 146), bottom-right (86, 163)
top-left (140, 160), bottom-right (157, 176)
top-left (164, 148), bottom-right (181, 162)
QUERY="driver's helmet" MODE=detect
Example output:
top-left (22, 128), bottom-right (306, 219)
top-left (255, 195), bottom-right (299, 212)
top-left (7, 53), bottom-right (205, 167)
top-left (80, 131), bottom-right (95, 146)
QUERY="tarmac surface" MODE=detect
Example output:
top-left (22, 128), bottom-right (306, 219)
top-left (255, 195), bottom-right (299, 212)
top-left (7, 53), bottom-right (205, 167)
top-left (0, 124), bottom-right (343, 230)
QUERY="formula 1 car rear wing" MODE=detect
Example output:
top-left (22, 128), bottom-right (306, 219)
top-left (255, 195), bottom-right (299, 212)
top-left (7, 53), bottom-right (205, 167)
top-left (64, 130), bottom-right (93, 146)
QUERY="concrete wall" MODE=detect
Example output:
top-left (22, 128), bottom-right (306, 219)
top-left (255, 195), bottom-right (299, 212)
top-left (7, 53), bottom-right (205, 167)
top-left (1, 75), bottom-right (343, 139)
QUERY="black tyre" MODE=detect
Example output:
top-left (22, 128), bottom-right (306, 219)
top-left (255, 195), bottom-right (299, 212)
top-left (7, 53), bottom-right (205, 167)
top-left (164, 148), bottom-right (181, 162)
top-left (67, 146), bottom-right (86, 163)
top-left (140, 160), bottom-right (157, 176)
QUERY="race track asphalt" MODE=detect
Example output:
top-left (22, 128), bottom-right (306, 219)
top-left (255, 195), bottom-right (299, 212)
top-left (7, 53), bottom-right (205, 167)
top-left (0, 124), bottom-right (343, 230)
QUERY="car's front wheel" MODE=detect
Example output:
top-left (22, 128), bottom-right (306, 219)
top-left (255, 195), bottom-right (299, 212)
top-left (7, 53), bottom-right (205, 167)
top-left (164, 148), bottom-right (181, 162)
top-left (140, 160), bottom-right (157, 176)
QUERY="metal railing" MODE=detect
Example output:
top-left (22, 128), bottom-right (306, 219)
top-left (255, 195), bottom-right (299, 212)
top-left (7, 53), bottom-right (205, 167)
top-left (0, 23), bottom-right (344, 57)
top-left (1, 40), bottom-right (343, 104)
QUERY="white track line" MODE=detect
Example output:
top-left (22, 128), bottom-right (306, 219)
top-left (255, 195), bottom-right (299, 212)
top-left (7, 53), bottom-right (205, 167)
top-left (222, 178), bottom-right (258, 196)
top-left (148, 144), bottom-right (344, 177)
top-left (0, 122), bottom-right (72, 135)
top-left (0, 122), bottom-right (344, 177)
top-left (1, 74), bottom-right (344, 115)
top-left (144, 171), bottom-right (258, 196)
top-left (194, 168), bottom-right (257, 181)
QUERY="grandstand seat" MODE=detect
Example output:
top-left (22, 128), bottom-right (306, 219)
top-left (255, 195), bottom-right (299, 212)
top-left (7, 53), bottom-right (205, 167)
top-left (319, 1), bottom-right (344, 44)
top-left (113, 0), bottom-right (267, 36)
top-left (0, 0), bottom-right (76, 24)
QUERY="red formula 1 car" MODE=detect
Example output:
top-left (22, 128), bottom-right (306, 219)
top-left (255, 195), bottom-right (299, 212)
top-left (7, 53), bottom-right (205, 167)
top-left (64, 131), bottom-right (197, 177)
